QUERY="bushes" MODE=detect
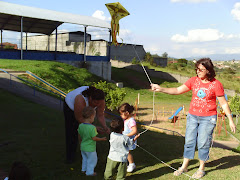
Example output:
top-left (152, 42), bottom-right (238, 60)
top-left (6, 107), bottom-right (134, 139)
top-left (230, 95), bottom-right (240, 115)
top-left (131, 57), bottom-right (139, 64)
top-left (178, 58), bottom-right (188, 64)
top-left (93, 81), bottom-right (126, 110)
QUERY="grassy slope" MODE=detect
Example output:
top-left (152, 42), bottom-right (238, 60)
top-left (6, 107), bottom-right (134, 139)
top-left (111, 67), bottom-right (192, 105)
top-left (0, 59), bottom-right (101, 93)
top-left (0, 59), bottom-right (240, 179)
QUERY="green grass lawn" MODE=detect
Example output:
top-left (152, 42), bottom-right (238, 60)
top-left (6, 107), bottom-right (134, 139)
top-left (1, 59), bottom-right (240, 179)
top-left (1, 89), bottom-right (240, 180)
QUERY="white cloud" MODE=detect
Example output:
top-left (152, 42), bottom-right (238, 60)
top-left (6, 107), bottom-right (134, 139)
top-left (92, 10), bottom-right (109, 21)
top-left (225, 48), bottom-right (240, 54)
top-left (171, 0), bottom-right (216, 3)
top-left (231, 2), bottom-right (240, 22)
top-left (224, 34), bottom-right (240, 39)
top-left (192, 48), bottom-right (215, 55)
top-left (119, 29), bottom-right (131, 38)
top-left (145, 46), bottom-right (160, 54)
top-left (171, 29), bottom-right (224, 42)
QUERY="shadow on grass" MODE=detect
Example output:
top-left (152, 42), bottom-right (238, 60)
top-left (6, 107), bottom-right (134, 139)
top-left (0, 87), bottom-right (194, 180)
top-left (125, 130), bottom-right (191, 179)
top-left (111, 67), bottom-right (169, 90)
top-left (205, 155), bottom-right (240, 173)
top-left (137, 107), bottom-right (151, 111)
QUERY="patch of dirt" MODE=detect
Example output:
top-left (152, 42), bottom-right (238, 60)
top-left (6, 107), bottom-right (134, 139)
top-left (135, 105), bottom-right (240, 149)
top-left (135, 106), bottom-right (187, 136)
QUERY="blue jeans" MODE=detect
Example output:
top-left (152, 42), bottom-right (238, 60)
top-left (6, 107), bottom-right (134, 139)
top-left (81, 151), bottom-right (97, 175)
top-left (184, 113), bottom-right (217, 161)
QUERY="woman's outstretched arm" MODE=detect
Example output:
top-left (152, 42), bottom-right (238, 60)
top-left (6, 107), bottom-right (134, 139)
top-left (151, 84), bottom-right (190, 95)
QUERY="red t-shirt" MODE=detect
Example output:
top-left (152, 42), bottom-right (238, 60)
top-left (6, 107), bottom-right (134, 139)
top-left (184, 77), bottom-right (224, 116)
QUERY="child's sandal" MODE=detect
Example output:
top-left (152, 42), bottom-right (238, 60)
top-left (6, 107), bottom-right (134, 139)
top-left (192, 169), bottom-right (205, 179)
top-left (173, 167), bottom-right (188, 176)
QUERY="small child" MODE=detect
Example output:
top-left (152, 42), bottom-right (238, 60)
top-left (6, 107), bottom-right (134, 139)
top-left (104, 118), bottom-right (139, 180)
top-left (118, 103), bottom-right (138, 173)
top-left (77, 106), bottom-right (107, 176)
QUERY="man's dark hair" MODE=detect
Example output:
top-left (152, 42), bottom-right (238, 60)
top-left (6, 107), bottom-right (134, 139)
top-left (110, 117), bottom-right (124, 133)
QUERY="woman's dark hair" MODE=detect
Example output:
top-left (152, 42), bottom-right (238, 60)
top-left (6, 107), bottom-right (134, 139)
top-left (9, 161), bottom-right (31, 180)
top-left (118, 103), bottom-right (134, 114)
top-left (82, 86), bottom-right (105, 100)
top-left (195, 58), bottom-right (216, 81)
top-left (110, 117), bottom-right (124, 133)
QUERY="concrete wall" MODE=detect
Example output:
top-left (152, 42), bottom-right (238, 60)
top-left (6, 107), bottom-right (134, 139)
top-left (68, 33), bottom-right (91, 42)
top-left (74, 41), bottom-right (108, 56)
top-left (154, 57), bottom-right (168, 67)
top-left (110, 44), bottom-right (146, 62)
top-left (23, 35), bottom-right (107, 56)
top-left (22, 33), bottom-right (147, 63)
top-left (23, 33), bottom-right (70, 52)
top-left (57, 60), bottom-right (111, 81)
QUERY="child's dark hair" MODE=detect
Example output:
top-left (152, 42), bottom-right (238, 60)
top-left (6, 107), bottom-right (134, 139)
top-left (118, 103), bottom-right (134, 114)
top-left (9, 161), bottom-right (31, 180)
top-left (82, 106), bottom-right (95, 119)
top-left (82, 86), bottom-right (105, 100)
top-left (110, 118), bottom-right (124, 133)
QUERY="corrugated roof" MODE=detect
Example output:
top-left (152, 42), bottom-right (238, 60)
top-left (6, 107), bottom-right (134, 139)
top-left (0, 1), bottom-right (110, 35)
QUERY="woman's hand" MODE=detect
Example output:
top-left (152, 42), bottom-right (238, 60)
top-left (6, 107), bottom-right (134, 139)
top-left (97, 126), bottom-right (110, 134)
top-left (151, 84), bottom-right (161, 92)
top-left (103, 126), bottom-right (111, 134)
top-left (229, 120), bottom-right (236, 133)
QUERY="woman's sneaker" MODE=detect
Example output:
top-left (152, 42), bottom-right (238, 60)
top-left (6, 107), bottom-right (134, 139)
top-left (127, 163), bottom-right (136, 173)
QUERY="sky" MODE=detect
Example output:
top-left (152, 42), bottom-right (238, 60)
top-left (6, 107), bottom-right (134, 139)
top-left (2, 0), bottom-right (240, 59)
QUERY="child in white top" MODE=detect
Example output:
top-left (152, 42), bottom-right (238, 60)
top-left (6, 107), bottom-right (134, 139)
top-left (118, 103), bottom-right (138, 173)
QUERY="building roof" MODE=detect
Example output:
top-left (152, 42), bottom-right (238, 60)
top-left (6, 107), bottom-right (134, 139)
top-left (0, 1), bottom-right (110, 35)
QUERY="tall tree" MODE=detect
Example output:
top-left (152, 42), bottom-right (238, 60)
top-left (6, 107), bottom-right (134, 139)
top-left (162, 52), bottom-right (168, 58)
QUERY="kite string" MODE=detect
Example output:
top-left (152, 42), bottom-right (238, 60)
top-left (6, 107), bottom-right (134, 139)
top-left (120, 33), bottom-right (202, 180)
top-left (130, 45), bottom-right (154, 135)
top-left (132, 45), bottom-right (152, 85)
top-left (134, 143), bottom-right (195, 179)
top-left (117, 23), bottom-right (198, 180)
top-left (139, 90), bottom-right (155, 135)
top-left (118, 24), bottom-right (154, 134)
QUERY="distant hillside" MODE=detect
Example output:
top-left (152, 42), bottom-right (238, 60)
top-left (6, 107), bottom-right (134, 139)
top-left (186, 54), bottom-right (240, 61)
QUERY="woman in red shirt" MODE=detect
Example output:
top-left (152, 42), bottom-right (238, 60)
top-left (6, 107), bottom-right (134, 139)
top-left (151, 58), bottom-right (236, 179)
